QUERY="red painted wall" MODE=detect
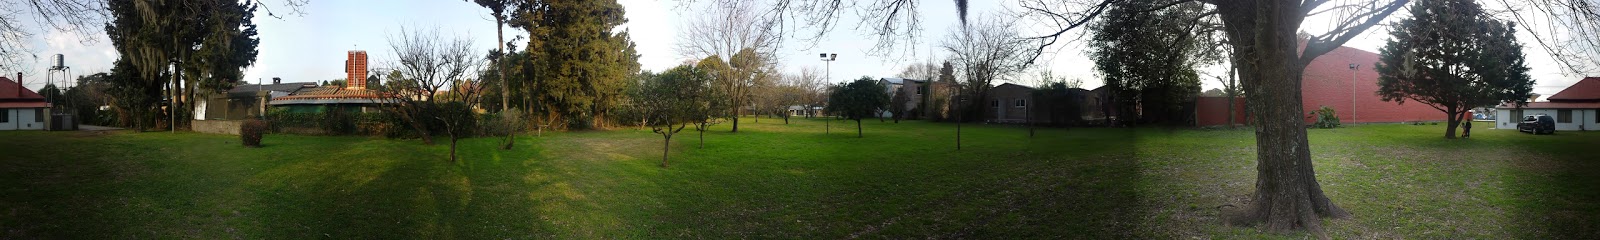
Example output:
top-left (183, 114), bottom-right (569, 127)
top-left (1196, 97), bottom-right (1248, 127)
top-left (1299, 46), bottom-right (1445, 124)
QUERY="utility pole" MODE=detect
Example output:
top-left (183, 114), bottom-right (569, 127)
top-left (1349, 63), bottom-right (1359, 123)
top-left (820, 53), bottom-right (837, 134)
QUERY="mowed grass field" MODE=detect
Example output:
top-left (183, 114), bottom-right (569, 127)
top-left (1, 118), bottom-right (1596, 238)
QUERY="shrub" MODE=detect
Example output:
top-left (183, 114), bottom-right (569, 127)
top-left (319, 107), bottom-right (355, 135)
top-left (479, 109), bottom-right (526, 136)
top-left (265, 108), bottom-right (318, 132)
top-left (1312, 106), bottom-right (1340, 129)
top-left (354, 112), bottom-right (399, 137)
top-left (241, 119), bottom-right (268, 147)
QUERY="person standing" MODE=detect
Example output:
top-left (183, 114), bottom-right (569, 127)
top-left (1462, 113), bottom-right (1473, 138)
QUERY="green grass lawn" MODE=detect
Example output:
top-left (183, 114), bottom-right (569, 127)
top-left (1, 118), bottom-right (1596, 238)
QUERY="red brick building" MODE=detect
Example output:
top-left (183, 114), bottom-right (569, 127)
top-left (1196, 45), bottom-right (1447, 126)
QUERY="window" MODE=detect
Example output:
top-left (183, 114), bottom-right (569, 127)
top-left (0, 109), bottom-right (8, 123)
top-left (1014, 99), bottom-right (1027, 108)
top-left (35, 108), bottom-right (44, 122)
top-left (990, 100), bottom-right (999, 108)
top-left (1558, 109), bottom-right (1572, 123)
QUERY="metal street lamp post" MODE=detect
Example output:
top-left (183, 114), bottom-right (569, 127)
top-left (820, 53), bottom-right (837, 134)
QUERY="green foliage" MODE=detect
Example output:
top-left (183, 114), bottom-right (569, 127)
top-left (827, 78), bottom-right (892, 137)
top-left (1376, 0), bottom-right (1534, 137)
top-left (640, 65), bottom-right (713, 128)
top-left (265, 108), bottom-right (317, 131)
top-left (1032, 82), bottom-right (1087, 126)
top-left (319, 107), bottom-right (356, 135)
top-left (511, 0), bottom-right (640, 130)
top-left (1312, 106), bottom-right (1341, 129)
top-left (104, 0), bottom-right (260, 130)
top-left (438, 102), bottom-right (479, 139)
top-left (239, 119), bottom-right (267, 147)
top-left (1087, 1), bottom-right (1211, 125)
top-left (479, 109), bottom-right (526, 137)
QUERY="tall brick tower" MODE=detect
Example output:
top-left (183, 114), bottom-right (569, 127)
top-left (345, 50), bottom-right (368, 89)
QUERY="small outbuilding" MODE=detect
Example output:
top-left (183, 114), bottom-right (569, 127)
top-left (0, 74), bottom-right (50, 131)
top-left (1495, 77), bottom-right (1600, 131)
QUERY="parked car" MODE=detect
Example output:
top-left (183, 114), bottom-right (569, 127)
top-left (1518, 114), bottom-right (1556, 134)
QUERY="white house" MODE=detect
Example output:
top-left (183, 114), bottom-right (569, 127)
top-left (1, 74), bottom-right (50, 131)
top-left (1495, 77), bottom-right (1600, 131)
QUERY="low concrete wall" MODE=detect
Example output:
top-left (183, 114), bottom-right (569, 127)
top-left (191, 120), bottom-right (243, 135)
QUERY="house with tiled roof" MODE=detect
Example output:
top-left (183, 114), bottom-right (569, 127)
top-left (268, 50), bottom-right (397, 113)
top-left (1495, 77), bottom-right (1600, 131)
top-left (1, 73), bottom-right (50, 130)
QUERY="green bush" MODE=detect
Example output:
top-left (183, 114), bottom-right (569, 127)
top-left (1312, 106), bottom-right (1341, 129)
top-left (319, 107), bottom-right (355, 135)
top-left (265, 108), bottom-right (318, 132)
top-left (240, 119), bottom-right (268, 147)
top-left (480, 109), bottom-right (525, 136)
top-left (354, 112), bottom-right (400, 137)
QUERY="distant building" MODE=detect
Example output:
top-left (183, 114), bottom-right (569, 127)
top-left (1194, 45), bottom-right (1446, 127)
top-left (984, 83), bottom-right (1035, 123)
top-left (270, 50), bottom-right (395, 113)
top-left (1495, 77), bottom-right (1600, 131)
top-left (876, 77), bottom-right (927, 118)
top-left (0, 74), bottom-right (49, 130)
top-left (193, 80), bottom-right (317, 120)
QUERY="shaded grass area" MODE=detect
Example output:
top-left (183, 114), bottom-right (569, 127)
top-left (0, 118), bottom-right (1595, 238)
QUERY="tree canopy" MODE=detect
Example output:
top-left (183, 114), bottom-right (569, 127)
top-left (1376, 0), bottom-right (1534, 139)
top-left (826, 77), bottom-right (890, 138)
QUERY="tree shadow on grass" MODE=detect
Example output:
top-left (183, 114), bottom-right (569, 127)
top-left (246, 136), bottom-right (558, 239)
top-left (676, 120), bottom-right (1154, 238)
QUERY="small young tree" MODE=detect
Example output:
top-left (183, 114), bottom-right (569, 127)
top-left (379, 26), bottom-right (484, 159)
top-left (640, 64), bottom-right (711, 167)
top-left (889, 89), bottom-right (909, 123)
top-left (1376, 0), bottom-right (1535, 139)
top-left (826, 77), bottom-right (891, 138)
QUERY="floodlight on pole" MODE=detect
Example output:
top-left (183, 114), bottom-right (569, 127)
top-left (820, 52), bottom-right (838, 134)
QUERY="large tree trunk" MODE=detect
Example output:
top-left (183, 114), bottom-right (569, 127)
top-left (497, 15), bottom-right (508, 113)
top-left (1444, 110), bottom-right (1461, 139)
top-left (731, 108), bottom-right (740, 133)
top-left (1218, 1), bottom-right (1349, 233)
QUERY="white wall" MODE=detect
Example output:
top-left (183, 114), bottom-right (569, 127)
top-left (0, 108), bottom-right (45, 130)
top-left (1497, 108), bottom-right (1599, 131)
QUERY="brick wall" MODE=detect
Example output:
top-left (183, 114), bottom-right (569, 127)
top-left (347, 51), bottom-right (368, 89)
top-left (1300, 46), bottom-right (1445, 124)
top-left (1196, 97), bottom-right (1248, 127)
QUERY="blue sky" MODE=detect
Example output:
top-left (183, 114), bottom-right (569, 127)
top-left (13, 0), bottom-right (1595, 98)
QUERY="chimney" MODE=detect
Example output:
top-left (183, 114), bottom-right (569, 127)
top-left (16, 72), bottom-right (21, 98)
top-left (273, 77), bottom-right (281, 85)
top-left (346, 50), bottom-right (368, 90)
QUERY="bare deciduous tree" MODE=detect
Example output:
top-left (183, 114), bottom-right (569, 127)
top-left (380, 26), bottom-right (483, 150)
top-left (942, 13), bottom-right (1038, 121)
